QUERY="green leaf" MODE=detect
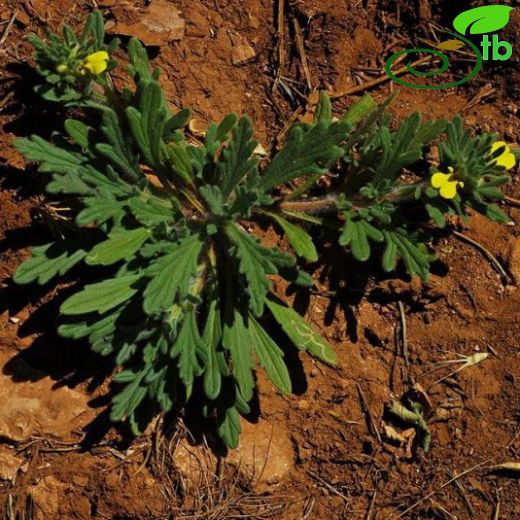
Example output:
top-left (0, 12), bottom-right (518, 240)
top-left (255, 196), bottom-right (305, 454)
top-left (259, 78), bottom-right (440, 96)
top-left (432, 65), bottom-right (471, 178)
top-left (265, 298), bottom-right (337, 366)
top-left (61, 274), bottom-right (142, 315)
top-left (128, 37), bottom-right (154, 82)
top-left (143, 234), bottom-right (203, 314)
top-left (171, 310), bottom-right (203, 396)
top-left (14, 240), bottom-right (87, 285)
top-left (425, 203), bottom-right (447, 228)
top-left (110, 373), bottom-right (147, 421)
top-left (485, 204), bottom-right (509, 224)
top-left (126, 80), bottom-right (168, 169)
top-left (225, 224), bottom-right (294, 316)
top-left (216, 113), bottom-right (238, 142)
top-left (382, 237), bottom-right (398, 272)
top-left (93, 104), bottom-right (141, 181)
top-left (218, 405), bottom-right (241, 449)
top-left (167, 144), bottom-right (193, 184)
top-left (217, 116), bottom-right (259, 199)
top-left (343, 93), bottom-right (377, 126)
top-left (200, 185), bottom-right (224, 216)
top-left (201, 299), bottom-right (222, 400)
top-left (374, 114), bottom-right (446, 183)
top-left (86, 228), bottom-right (151, 266)
top-left (47, 172), bottom-right (92, 195)
top-left (15, 136), bottom-right (83, 173)
top-left (259, 118), bottom-right (350, 191)
top-left (453, 5), bottom-right (514, 35)
top-left (313, 91), bottom-right (332, 125)
top-left (222, 310), bottom-right (255, 402)
top-left (76, 197), bottom-right (125, 226)
top-left (339, 214), bottom-right (383, 262)
top-left (127, 197), bottom-right (174, 226)
top-left (64, 119), bottom-right (93, 149)
top-left (271, 214), bottom-right (318, 261)
top-left (250, 318), bottom-right (292, 394)
top-left (164, 108), bottom-right (191, 136)
top-left (382, 230), bottom-right (431, 280)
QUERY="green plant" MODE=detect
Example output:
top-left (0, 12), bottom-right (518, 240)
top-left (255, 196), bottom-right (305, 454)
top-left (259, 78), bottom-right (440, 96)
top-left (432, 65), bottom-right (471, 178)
top-left (28, 10), bottom-right (119, 103)
top-left (13, 12), bottom-right (517, 448)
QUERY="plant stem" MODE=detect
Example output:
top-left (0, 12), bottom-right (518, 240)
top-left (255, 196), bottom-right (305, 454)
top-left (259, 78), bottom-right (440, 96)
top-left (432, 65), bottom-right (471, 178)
top-left (279, 198), bottom-right (337, 213)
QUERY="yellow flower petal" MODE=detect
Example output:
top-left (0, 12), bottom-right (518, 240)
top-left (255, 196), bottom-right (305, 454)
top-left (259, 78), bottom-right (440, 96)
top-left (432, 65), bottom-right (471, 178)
top-left (495, 151), bottom-right (516, 170)
top-left (491, 141), bottom-right (510, 155)
top-left (431, 172), bottom-right (452, 189)
top-left (82, 51), bottom-right (109, 75)
top-left (439, 181), bottom-right (458, 199)
top-left (86, 50), bottom-right (109, 63)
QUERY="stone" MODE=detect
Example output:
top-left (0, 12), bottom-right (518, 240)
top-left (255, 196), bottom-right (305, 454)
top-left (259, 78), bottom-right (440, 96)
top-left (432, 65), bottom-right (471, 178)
top-left (232, 40), bottom-right (256, 65)
top-left (106, 1), bottom-right (185, 47)
top-left (506, 237), bottom-right (520, 284)
top-left (28, 476), bottom-right (67, 520)
top-left (172, 439), bottom-right (217, 490)
top-left (227, 419), bottom-right (294, 492)
top-left (297, 399), bottom-right (310, 411)
top-left (0, 447), bottom-right (24, 481)
top-left (0, 350), bottom-right (91, 442)
top-left (72, 475), bottom-right (89, 487)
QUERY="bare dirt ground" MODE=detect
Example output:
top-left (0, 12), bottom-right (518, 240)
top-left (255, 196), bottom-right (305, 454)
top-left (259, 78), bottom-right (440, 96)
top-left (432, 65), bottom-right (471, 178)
top-left (1, 0), bottom-right (520, 518)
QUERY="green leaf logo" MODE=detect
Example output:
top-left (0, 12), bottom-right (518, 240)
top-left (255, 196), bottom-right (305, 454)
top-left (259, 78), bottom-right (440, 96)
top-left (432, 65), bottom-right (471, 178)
top-left (453, 5), bottom-right (514, 35)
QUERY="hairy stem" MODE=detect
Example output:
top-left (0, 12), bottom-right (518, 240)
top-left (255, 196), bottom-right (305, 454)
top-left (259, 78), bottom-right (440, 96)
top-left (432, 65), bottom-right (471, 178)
top-left (279, 198), bottom-right (338, 213)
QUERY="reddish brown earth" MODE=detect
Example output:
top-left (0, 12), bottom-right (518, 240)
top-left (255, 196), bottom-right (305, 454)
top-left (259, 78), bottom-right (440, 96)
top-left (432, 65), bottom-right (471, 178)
top-left (1, 0), bottom-right (520, 518)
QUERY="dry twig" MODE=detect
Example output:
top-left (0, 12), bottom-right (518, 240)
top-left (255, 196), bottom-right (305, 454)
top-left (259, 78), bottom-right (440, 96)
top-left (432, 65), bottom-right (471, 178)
top-left (274, 0), bottom-right (285, 88)
top-left (453, 230), bottom-right (510, 284)
top-left (0, 10), bottom-right (18, 48)
top-left (397, 460), bottom-right (489, 518)
top-left (447, 469), bottom-right (476, 518)
top-left (330, 55), bottom-right (435, 98)
top-left (292, 18), bottom-right (312, 90)
top-left (356, 382), bottom-right (382, 444)
top-left (397, 301), bottom-right (409, 370)
top-left (505, 195), bottom-right (520, 207)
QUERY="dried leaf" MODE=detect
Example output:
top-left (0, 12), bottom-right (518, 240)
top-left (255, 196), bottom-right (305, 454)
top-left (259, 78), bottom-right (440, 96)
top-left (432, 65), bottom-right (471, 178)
top-left (489, 462), bottom-right (520, 473)
top-left (437, 39), bottom-right (466, 51)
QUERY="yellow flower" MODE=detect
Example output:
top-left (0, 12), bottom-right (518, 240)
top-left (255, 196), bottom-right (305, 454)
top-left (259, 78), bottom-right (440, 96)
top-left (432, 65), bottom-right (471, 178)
top-left (431, 167), bottom-right (464, 200)
top-left (56, 63), bottom-right (69, 74)
top-left (81, 50), bottom-right (109, 75)
top-left (490, 141), bottom-right (516, 170)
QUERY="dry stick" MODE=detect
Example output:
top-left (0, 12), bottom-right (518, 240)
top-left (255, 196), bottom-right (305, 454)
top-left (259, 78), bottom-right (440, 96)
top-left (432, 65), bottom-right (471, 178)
top-left (330, 55), bottom-right (435, 99)
top-left (397, 301), bottom-right (409, 370)
top-left (452, 230), bottom-right (511, 284)
top-left (505, 195), bottom-right (520, 207)
top-left (462, 84), bottom-right (495, 113)
top-left (307, 470), bottom-right (350, 504)
top-left (447, 470), bottom-right (476, 518)
top-left (292, 18), bottom-right (313, 91)
top-left (356, 382), bottom-right (382, 444)
top-left (365, 487), bottom-right (378, 520)
top-left (0, 90), bottom-right (15, 111)
top-left (397, 460), bottom-right (489, 518)
top-left (493, 501), bottom-right (500, 520)
top-left (493, 488), bottom-right (501, 520)
top-left (275, 0), bottom-right (285, 87)
top-left (0, 9), bottom-right (17, 47)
